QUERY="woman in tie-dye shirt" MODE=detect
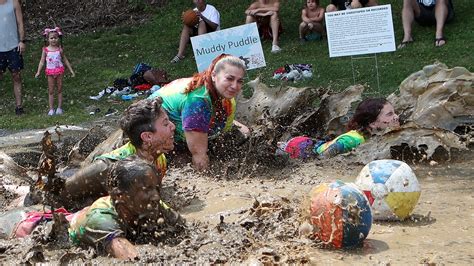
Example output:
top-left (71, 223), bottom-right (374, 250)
top-left (277, 98), bottom-right (400, 159)
top-left (149, 54), bottom-right (249, 171)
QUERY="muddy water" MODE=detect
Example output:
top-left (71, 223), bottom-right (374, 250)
top-left (1, 150), bottom-right (473, 264)
top-left (173, 153), bottom-right (474, 264)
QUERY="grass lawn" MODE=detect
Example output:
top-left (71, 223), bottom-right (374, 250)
top-left (0, 0), bottom-right (472, 130)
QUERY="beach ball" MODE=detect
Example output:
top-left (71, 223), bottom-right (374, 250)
top-left (309, 180), bottom-right (372, 248)
top-left (355, 159), bottom-right (421, 221)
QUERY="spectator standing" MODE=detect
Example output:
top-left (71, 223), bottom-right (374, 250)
top-left (0, 0), bottom-right (26, 115)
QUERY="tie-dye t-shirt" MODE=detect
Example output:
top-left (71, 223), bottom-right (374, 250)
top-left (149, 78), bottom-right (236, 142)
top-left (95, 142), bottom-right (167, 179)
top-left (279, 130), bottom-right (365, 159)
top-left (68, 196), bottom-right (124, 248)
top-left (314, 130), bottom-right (365, 156)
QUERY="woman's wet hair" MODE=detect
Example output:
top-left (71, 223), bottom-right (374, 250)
top-left (347, 98), bottom-right (388, 131)
top-left (107, 156), bottom-right (157, 197)
top-left (119, 98), bottom-right (163, 148)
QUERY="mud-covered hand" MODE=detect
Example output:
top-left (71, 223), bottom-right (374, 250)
top-left (106, 237), bottom-right (138, 260)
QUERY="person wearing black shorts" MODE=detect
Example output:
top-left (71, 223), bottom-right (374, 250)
top-left (0, 0), bottom-right (26, 115)
top-left (326, 0), bottom-right (378, 12)
top-left (399, 0), bottom-right (454, 48)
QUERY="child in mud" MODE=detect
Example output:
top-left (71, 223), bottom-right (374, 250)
top-left (34, 27), bottom-right (75, 116)
top-left (0, 158), bottom-right (183, 260)
top-left (299, 0), bottom-right (325, 42)
top-left (277, 98), bottom-right (400, 159)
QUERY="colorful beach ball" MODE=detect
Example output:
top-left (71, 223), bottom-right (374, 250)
top-left (355, 159), bottom-right (421, 221)
top-left (309, 180), bottom-right (372, 248)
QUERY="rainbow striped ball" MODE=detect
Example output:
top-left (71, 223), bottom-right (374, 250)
top-left (309, 180), bottom-right (372, 248)
top-left (355, 159), bottom-right (421, 221)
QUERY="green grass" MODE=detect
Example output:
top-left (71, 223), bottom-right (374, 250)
top-left (1, 0), bottom-right (472, 130)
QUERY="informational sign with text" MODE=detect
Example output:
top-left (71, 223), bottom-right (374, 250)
top-left (191, 23), bottom-right (266, 72)
top-left (325, 5), bottom-right (396, 57)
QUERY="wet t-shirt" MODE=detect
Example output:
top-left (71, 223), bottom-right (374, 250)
top-left (149, 78), bottom-right (236, 142)
top-left (95, 142), bottom-right (167, 179)
top-left (314, 130), bottom-right (365, 156)
top-left (68, 196), bottom-right (124, 248)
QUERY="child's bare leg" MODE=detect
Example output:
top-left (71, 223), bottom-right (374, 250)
top-left (299, 22), bottom-right (308, 39)
top-left (56, 74), bottom-right (63, 109)
top-left (312, 22), bottom-right (325, 35)
top-left (47, 76), bottom-right (55, 111)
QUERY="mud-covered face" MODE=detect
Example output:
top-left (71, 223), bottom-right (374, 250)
top-left (369, 103), bottom-right (400, 130)
top-left (212, 64), bottom-right (245, 99)
top-left (123, 168), bottom-right (161, 218)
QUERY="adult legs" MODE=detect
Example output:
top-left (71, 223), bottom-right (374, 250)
top-left (12, 71), bottom-right (22, 108)
top-left (400, 0), bottom-right (420, 44)
top-left (269, 12), bottom-right (280, 47)
top-left (176, 25), bottom-right (192, 59)
top-left (434, 0), bottom-right (449, 46)
top-left (197, 20), bottom-right (208, 35)
top-left (245, 14), bottom-right (256, 24)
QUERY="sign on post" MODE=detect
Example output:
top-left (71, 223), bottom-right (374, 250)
top-left (325, 5), bottom-right (396, 58)
top-left (191, 23), bottom-right (266, 72)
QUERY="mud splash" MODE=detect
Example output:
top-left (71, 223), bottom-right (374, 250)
top-left (1, 63), bottom-right (473, 264)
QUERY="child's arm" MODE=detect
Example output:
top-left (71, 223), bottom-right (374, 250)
top-left (35, 49), bottom-right (46, 78)
top-left (310, 7), bottom-right (325, 23)
top-left (301, 9), bottom-right (312, 23)
top-left (62, 51), bottom-right (75, 77)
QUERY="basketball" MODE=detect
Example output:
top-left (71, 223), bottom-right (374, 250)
top-left (182, 9), bottom-right (199, 27)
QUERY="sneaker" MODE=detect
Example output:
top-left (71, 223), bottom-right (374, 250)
top-left (271, 45), bottom-right (281, 53)
top-left (48, 109), bottom-right (55, 116)
top-left (15, 106), bottom-right (24, 116)
top-left (299, 38), bottom-right (307, 44)
top-left (55, 108), bottom-right (63, 115)
top-left (170, 55), bottom-right (185, 63)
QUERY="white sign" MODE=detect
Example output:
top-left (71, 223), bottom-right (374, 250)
top-left (191, 23), bottom-right (266, 72)
top-left (325, 5), bottom-right (396, 57)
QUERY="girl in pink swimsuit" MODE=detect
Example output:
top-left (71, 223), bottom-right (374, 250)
top-left (35, 27), bottom-right (75, 116)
